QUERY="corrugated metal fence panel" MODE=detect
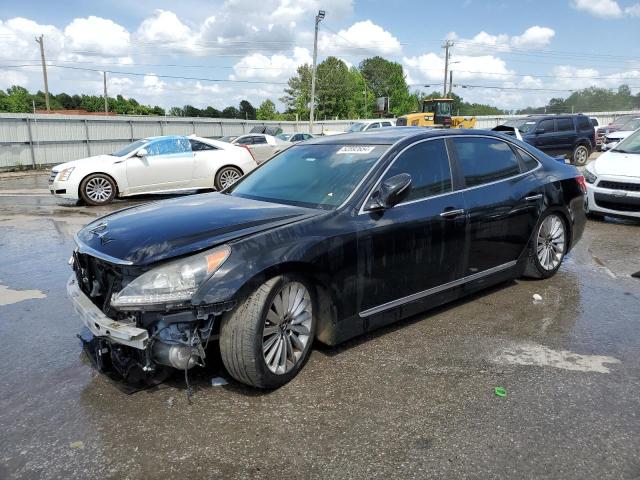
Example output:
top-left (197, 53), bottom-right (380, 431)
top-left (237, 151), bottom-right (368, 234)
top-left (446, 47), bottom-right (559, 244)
top-left (0, 118), bottom-right (30, 143)
top-left (1, 111), bottom-right (639, 169)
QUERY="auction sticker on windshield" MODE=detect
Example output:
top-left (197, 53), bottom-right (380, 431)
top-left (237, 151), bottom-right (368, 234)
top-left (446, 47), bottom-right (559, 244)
top-left (337, 146), bottom-right (376, 154)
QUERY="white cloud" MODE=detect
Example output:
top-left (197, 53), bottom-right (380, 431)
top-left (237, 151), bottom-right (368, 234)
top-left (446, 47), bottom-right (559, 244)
top-left (231, 47), bottom-right (312, 81)
top-left (136, 10), bottom-right (194, 50)
top-left (571, 0), bottom-right (622, 18)
top-left (449, 25), bottom-right (555, 55)
top-left (511, 26), bottom-right (556, 49)
top-left (143, 74), bottom-right (166, 94)
top-left (62, 16), bottom-right (132, 64)
top-left (0, 69), bottom-right (30, 89)
top-left (318, 20), bottom-right (402, 57)
top-left (403, 53), bottom-right (514, 84)
top-left (625, 3), bottom-right (640, 15)
top-left (0, 17), bottom-right (64, 62)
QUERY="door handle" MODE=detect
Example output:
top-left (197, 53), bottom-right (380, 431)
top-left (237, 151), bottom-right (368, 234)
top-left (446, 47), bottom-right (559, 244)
top-left (440, 208), bottom-right (465, 218)
top-left (525, 194), bottom-right (543, 201)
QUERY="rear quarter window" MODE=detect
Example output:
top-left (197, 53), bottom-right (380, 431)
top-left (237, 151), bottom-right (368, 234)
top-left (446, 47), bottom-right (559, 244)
top-left (577, 117), bottom-right (592, 130)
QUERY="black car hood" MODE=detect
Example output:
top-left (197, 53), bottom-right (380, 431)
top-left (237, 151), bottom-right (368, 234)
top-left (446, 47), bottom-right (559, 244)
top-left (76, 193), bottom-right (319, 265)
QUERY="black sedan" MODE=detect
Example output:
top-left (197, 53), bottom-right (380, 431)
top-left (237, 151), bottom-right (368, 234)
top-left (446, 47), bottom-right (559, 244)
top-left (68, 128), bottom-right (586, 389)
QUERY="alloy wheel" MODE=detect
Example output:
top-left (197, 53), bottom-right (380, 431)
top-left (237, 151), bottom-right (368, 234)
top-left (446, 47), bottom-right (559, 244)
top-left (85, 177), bottom-right (113, 203)
top-left (262, 281), bottom-right (312, 375)
top-left (536, 214), bottom-right (566, 271)
top-left (219, 168), bottom-right (241, 189)
top-left (574, 146), bottom-right (588, 165)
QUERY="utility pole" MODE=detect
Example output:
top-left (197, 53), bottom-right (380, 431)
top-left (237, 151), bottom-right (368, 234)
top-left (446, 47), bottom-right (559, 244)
top-left (442, 40), bottom-right (453, 98)
top-left (309, 10), bottom-right (325, 134)
top-left (448, 70), bottom-right (453, 98)
top-left (103, 71), bottom-right (108, 114)
top-left (35, 35), bottom-right (50, 111)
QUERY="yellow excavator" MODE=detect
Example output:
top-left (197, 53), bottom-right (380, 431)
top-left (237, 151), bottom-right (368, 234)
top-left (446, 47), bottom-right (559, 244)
top-left (397, 98), bottom-right (476, 129)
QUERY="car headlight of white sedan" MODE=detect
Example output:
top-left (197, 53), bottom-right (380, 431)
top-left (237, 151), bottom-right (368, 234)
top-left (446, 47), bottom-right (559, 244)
top-left (583, 168), bottom-right (597, 184)
top-left (58, 167), bottom-right (75, 181)
top-left (111, 245), bottom-right (230, 309)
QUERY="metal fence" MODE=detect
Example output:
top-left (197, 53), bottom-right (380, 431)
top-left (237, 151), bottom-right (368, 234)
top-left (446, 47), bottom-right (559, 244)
top-left (1, 110), bottom-right (638, 169)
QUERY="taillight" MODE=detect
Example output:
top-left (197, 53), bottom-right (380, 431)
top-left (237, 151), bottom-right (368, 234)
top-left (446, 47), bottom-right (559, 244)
top-left (241, 144), bottom-right (255, 161)
top-left (576, 175), bottom-right (587, 193)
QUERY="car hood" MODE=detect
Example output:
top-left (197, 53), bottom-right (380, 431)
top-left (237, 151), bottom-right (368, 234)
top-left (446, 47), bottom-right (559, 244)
top-left (76, 193), bottom-right (320, 265)
top-left (593, 151), bottom-right (640, 178)
top-left (605, 130), bottom-right (633, 140)
top-left (53, 155), bottom-right (120, 171)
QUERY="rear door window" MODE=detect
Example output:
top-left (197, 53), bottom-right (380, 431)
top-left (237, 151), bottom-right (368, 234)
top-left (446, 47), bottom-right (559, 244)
top-left (538, 119), bottom-right (555, 133)
top-left (452, 137), bottom-right (522, 187)
top-left (381, 139), bottom-right (452, 201)
top-left (556, 118), bottom-right (574, 132)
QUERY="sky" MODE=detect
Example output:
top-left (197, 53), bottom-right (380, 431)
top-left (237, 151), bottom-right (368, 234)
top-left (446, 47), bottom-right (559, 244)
top-left (1, 0), bottom-right (639, 112)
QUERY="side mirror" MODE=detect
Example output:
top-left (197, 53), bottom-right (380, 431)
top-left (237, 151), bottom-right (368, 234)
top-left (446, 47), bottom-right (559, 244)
top-left (364, 173), bottom-right (412, 211)
top-left (136, 148), bottom-right (148, 157)
top-left (535, 128), bottom-right (545, 135)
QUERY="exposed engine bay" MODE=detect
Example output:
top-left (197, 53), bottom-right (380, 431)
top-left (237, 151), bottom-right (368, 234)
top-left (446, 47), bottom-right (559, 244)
top-left (70, 250), bottom-right (233, 391)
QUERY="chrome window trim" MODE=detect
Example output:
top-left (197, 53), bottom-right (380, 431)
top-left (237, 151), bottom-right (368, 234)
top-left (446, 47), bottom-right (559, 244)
top-left (359, 260), bottom-right (517, 318)
top-left (358, 134), bottom-right (542, 215)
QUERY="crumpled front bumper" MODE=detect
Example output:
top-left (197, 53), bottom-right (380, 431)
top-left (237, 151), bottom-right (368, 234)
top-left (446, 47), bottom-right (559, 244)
top-left (66, 275), bottom-right (148, 350)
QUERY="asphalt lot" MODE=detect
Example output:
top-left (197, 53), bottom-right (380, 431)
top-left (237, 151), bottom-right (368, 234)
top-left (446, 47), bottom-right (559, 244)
top-left (0, 169), bottom-right (639, 480)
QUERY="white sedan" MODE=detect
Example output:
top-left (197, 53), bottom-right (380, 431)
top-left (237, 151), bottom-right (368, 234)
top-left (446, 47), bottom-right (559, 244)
top-left (601, 117), bottom-right (640, 151)
top-left (49, 135), bottom-right (258, 205)
top-left (230, 133), bottom-right (290, 164)
top-left (584, 128), bottom-right (640, 220)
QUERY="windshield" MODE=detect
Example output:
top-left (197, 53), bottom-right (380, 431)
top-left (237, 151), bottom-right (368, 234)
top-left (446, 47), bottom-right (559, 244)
top-left (112, 139), bottom-right (148, 157)
top-left (517, 121), bottom-right (537, 134)
top-left (347, 123), bottom-right (366, 132)
top-left (277, 133), bottom-right (292, 141)
top-left (612, 129), bottom-right (640, 154)
top-left (620, 118), bottom-right (640, 131)
top-left (228, 144), bottom-right (389, 209)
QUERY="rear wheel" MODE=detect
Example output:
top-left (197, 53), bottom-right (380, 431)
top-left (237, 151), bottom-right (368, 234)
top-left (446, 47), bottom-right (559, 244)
top-left (523, 212), bottom-right (567, 279)
top-left (571, 144), bottom-right (589, 166)
top-left (79, 174), bottom-right (116, 205)
top-left (219, 275), bottom-right (316, 388)
top-left (215, 166), bottom-right (242, 190)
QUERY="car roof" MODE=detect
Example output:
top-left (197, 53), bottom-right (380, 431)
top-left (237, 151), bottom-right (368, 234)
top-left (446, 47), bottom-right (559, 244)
top-left (305, 127), bottom-right (510, 145)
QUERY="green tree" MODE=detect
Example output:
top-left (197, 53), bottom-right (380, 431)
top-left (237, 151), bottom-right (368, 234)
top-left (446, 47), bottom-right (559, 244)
top-left (1, 86), bottom-right (32, 112)
top-left (281, 64), bottom-right (312, 120)
top-left (238, 100), bottom-right (256, 120)
top-left (222, 106), bottom-right (239, 118)
top-left (256, 99), bottom-right (278, 120)
top-left (359, 56), bottom-right (413, 116)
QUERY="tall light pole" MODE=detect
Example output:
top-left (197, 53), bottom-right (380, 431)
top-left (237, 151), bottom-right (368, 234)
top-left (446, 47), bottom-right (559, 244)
top-left (35, 35), bottom-right (50, 111)
top-left (103, 71), bottom-right (109, 114)
top-left (309, 10), bottom-right (325, 134)
top-left (442, 40), bottom-right (453, 98)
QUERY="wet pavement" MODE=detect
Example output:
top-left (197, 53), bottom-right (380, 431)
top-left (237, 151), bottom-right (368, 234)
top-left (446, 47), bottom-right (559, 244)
top-left (1, 172), bottom-right (639, 479)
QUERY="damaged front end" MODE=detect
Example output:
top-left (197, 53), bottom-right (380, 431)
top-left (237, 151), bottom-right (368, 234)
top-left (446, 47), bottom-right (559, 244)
top-left (68, 245), bottom-right (233, 387)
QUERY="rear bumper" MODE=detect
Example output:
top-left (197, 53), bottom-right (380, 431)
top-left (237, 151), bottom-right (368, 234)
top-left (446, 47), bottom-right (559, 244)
top-left (67, 275), bottom-right (149, 349)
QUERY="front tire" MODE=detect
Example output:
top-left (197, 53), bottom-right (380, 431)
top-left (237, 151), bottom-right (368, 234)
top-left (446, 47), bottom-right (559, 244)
top-left (219, 275), bottom-right (316, 388)
top-left (79, 174), bottom-right (116, 205)
top-left (571, 144), bottom-right (589, 166)
top-left (215, 166), bottom-right (242, 190)
top-left (523, 211), bottom-right (568, 279)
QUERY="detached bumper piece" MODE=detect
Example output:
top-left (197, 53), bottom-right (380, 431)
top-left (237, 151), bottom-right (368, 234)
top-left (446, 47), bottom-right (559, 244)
top-left (78, 328), bottom-right (168, 393)
top-left (68, 274), bottom-right (214, 391)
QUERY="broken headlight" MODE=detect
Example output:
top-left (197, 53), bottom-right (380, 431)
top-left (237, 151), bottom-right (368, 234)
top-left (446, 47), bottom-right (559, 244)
top-left (111, 245), bottom-right (230, 309)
